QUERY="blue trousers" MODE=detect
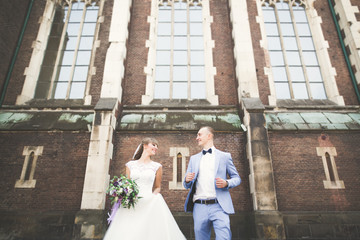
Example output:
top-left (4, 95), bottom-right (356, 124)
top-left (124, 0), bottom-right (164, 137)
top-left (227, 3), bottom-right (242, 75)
top-left (193, 203), bottom-right (231, 240)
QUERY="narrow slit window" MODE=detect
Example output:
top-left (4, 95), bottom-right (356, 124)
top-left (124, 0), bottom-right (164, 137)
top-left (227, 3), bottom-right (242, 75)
top-left (177, 153), bottom-right (182, 183)
top-left (24, 152), bottom-right (35, 181)
top-left (325, 152), bottom-right (335, 182)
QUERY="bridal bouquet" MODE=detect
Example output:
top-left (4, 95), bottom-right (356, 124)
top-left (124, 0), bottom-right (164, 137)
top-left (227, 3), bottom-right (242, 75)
top-left (106, 175), bottom-right (141, 224)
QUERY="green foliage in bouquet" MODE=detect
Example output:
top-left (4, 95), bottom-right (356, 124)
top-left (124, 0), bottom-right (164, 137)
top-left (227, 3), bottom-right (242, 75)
top-left (107, 175), bottom-right (141, 209)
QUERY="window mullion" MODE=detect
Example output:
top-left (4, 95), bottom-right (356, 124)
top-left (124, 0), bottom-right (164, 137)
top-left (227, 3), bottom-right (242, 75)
top-left (47, 2), bottom-right (72, 99)
top-left (274, 4), bottom-right (294, 99)
top-left (187, 1), bottom-right (191, 100)
top-left (66, 4), bottom-right (87, 99)
top-left (290, 3), bottom-right (313, 99)
top-left (170, 2), bottom-right (174, 100)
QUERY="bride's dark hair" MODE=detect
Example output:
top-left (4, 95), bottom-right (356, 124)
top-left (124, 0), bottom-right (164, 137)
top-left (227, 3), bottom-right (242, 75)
top-left (132, 137), bottom-right (159, 160)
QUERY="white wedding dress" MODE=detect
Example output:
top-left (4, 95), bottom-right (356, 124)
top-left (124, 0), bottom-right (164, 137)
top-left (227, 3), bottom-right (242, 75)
top-left (103, 160), bottom-right (186, 240)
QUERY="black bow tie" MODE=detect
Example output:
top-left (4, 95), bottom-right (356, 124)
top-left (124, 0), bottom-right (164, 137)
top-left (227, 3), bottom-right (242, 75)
top-left (202, 148), bottom-right (212, 155)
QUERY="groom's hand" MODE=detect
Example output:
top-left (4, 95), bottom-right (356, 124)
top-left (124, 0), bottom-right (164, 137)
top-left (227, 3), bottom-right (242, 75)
top-left (216, 177), bottom-right (228, 188)
top-left (185, 172), bottom-right (195, 183)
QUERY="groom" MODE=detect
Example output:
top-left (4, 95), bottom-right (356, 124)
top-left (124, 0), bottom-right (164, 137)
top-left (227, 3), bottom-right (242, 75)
top-left (184, 126), bottom-right (241, 240)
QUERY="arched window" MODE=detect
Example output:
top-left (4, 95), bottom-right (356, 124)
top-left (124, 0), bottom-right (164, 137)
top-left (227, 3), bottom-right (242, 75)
top-left (169, 147), bottom-right (189, 189)
top-left (35, 0), bottom-right (99, 100)
top-left (143, 0), bottom-right (218, 105)
top-left (15, 146), bottom-right (43, 188)
top-left (262, 0), bottom-right (325, 99)
top-left (325, 152), bottom-right (335, 182)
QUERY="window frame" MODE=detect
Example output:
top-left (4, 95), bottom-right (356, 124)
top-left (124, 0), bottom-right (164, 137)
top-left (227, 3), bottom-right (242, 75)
top-left (16, 0), bottom-right (104, 105)
top-left (142, 0), bottom-right (218, 105)
top-left (257, 0), bottom-right (345, 105)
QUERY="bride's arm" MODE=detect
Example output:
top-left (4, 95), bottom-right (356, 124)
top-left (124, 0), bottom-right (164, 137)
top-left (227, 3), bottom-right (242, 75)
top-left (153, 166), bottom-right (162, 195)
top-left (125, 166), bottom-right (131, 178)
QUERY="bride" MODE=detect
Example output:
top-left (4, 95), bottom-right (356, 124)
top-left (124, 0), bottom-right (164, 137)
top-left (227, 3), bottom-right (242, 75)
top-left (103, 137), bottom-right (186, 240)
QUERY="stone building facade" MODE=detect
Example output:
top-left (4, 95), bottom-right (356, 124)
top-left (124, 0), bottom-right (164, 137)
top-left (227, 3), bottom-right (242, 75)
top-left (0, 0), bottom-right (359, 239)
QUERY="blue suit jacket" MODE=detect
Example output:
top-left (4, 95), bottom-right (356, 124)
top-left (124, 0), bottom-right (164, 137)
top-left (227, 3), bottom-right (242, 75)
top-left (183, 148), bottom-right (241, 214)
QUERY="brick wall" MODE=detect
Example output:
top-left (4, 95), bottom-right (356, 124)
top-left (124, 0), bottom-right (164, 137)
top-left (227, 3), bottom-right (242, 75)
top-left (0, 132), bottom-right (90, 211)
top-left (111, 131), bottom-right (252, 212)
top-left (269, 131), bottom-right (360, 211)
top-left (0, 0), bottom-right (31, 104)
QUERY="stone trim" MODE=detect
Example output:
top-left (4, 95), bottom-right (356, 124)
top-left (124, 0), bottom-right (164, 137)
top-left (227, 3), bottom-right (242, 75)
top-left (334, 0), bottom-right (360, 86)
top-left (316, 146), bottom-right (345, 189)
top-left (169, 147), bottom-right (189, 190)
top-left (15, 146), bottom-right (43, 189)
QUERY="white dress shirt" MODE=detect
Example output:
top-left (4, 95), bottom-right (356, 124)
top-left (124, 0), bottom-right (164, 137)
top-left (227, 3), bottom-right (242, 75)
top-left (193, 147), bottom-right (217, 201)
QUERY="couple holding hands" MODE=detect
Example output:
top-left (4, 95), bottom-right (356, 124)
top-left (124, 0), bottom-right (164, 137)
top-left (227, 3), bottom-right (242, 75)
top-left (104, 126), bottom-right (241, 240)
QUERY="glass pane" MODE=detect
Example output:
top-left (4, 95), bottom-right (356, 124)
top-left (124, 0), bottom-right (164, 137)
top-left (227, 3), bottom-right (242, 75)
top-left (156, 51), bottom-right (171, 65)
top-left (190, 37), bottom-right (203, 50)
top-left (174, 1), bottom-right (187, 10)
top-left (191, 66), bottom-right (205, 81)
top-left (190, 23), bottom-right (202, 35)
top-left (293, 83), bottom-right (309, 99)
top-left (79, 36), bottom-right (94, 50)
top-left (158, 10), bottom-right (171, 22)
top-left (72, 2), bottom-right (84, 10)
top-left (173, 82), bottom-right (187, 99)
top-left (286, 51), bottom-right (301, 65)
top-left (54, 82), bottom-right (68, 99)
top-left (303, 52), bottom-right (319, 66)
top-left (173, 66), bottom-right (187, 82)
top-left (61, 50), bottom-right (75, 65)
top-left (174, 51), bottom-right (187, 65)
top-left (69, 10), bottom-right (82, 22)
top-left (268, 37), bottom-right (281, 50)
top-left (76, 51), bottom-right (91, 65)
top-left (310, 83), bottom-right (327, 99)
top-left (85, 10), bottom-right (98, 22)
top-left (297, 23), bottom-right (311, 36)
top-left (272, 67), bottom-right (288, 82)
top-left (154, 82), bottom-right (169, 99)
top-left (307, 67), bottom-right (323, 82)
top-left (69, 82), bottom-right (85, 99)
top-left (174, 37), bottom-right (187, 50)
top-left (275, 82), bottom-right (291, 99)
top-left (155, 66), bottom-right (170, 81)
top-left (174, 23), bottom-right (187, 35)
top-left (289, 67), bottom-right (305, 82)
top-left (190, 10), bottom-right (202, 22)
top-left (174, 10), bottom-right (187, 22)
top-left (300, 37), bottom-right (315, 50)
top-left (191, 51), bottom-right (204, 65)
top-left (262, 10), bottom-right (276, 22)
top-left (158, 23), bottom-right (171, 35)
top-left (73, 66), bottom-right (88, 81)
top-left (269, 51), bottom-right (285, 66)
top-left (82, 23), bottom-right (96, 35)
top-left (283, 37), bottom-right (298, 50)
top-left (157, 37), bottom-right (171, 50)
top-left (67, 23), bottom-right (80, 36)
top-left (58, 66), bottom-right (71, 82)
top-left (264, 23), bottom-right (279, 36)
top-left (280, 23), bottom-right (295, 36)
top-left (293, 10), bottom-right (307, 23)
top-left (64, 36), bottom-right (77, 50)
top-left (278, 10), bottom-right (292, 23)
top-left (191, 82), bottom-right (206, 99)
top-left (276, 1), bottom-right (289, 9)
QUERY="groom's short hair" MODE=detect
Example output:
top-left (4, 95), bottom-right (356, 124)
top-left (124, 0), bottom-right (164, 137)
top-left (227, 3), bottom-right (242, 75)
top-left (200, 126), bottom-right (214, 137)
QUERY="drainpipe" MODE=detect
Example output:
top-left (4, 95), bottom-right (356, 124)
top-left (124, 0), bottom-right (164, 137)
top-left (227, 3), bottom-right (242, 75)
top-left (328, 0), bottom-right (360, 103)
top-left (0, 0), bottom-right (34, 107)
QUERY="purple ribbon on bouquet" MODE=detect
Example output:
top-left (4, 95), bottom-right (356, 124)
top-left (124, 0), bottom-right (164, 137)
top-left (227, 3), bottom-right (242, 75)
top-left (107, 201), bottom-right (121, 224)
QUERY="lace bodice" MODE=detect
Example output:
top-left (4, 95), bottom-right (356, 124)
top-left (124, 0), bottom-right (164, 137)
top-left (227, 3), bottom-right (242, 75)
top-left (126, 160), bottom-right (161, 197)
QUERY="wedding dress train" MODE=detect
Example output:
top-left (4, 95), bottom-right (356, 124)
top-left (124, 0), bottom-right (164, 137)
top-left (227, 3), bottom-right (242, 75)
top-left (103, 160), bottom-right (186, 240)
